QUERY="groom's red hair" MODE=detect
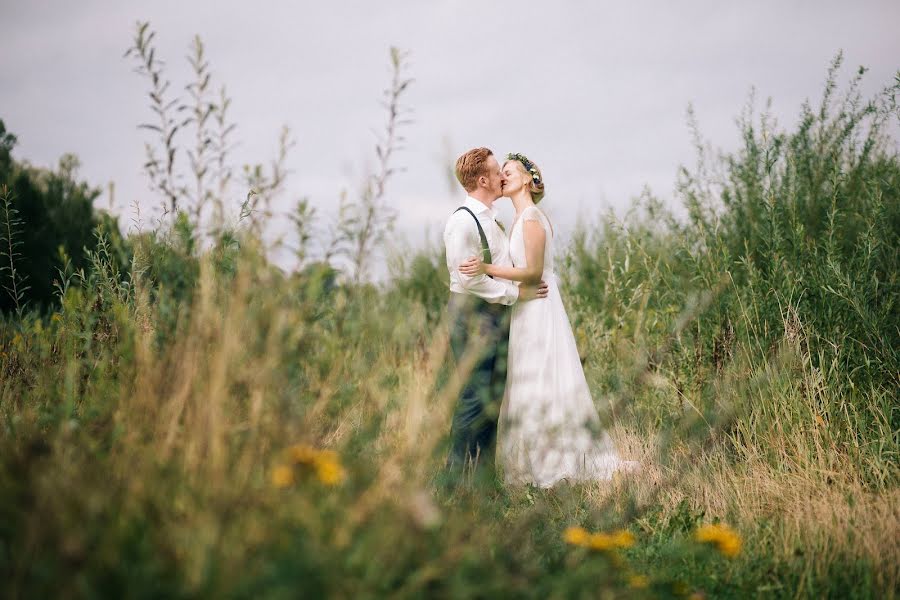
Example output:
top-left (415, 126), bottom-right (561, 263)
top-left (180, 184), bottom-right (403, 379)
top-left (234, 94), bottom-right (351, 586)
top-left (455, 147), bottom-right (493, 192)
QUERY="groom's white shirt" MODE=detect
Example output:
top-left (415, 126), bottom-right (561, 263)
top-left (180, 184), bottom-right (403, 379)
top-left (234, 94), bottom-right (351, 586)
top-left (443, 196), bottom-right (519, 305)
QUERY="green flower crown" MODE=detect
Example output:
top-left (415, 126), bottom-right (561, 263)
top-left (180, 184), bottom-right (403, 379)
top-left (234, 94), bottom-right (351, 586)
top-left (506, 153), bottom-right (542, 185)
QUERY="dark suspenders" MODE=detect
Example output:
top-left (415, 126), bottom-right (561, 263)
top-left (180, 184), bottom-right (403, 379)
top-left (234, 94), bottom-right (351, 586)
top-left (454, 206), bottom-right (494, 279)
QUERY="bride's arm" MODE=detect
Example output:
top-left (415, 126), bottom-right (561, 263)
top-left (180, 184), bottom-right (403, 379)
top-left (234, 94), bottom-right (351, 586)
top-left (460, 221), bottom-right (546, 284)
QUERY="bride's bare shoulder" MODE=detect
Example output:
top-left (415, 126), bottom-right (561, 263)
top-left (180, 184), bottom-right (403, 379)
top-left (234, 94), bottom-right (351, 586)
top-left (521, 205), bottom-right (543, 222)
top-left (523, 206), bottom-right (553, 236)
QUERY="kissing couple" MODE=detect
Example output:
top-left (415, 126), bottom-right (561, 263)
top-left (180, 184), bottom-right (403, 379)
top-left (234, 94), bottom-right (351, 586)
top-left (442, 147), bottom-right (640, 488)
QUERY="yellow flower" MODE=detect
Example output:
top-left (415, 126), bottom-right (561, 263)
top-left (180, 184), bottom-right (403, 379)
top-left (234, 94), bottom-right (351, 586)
top-left (717, 535), bottom-right (741, 558)
top-left (695, 523), bottom-right (742, 558)
top-left (284, 444), bottom-right (347, 485)
top-left (271, 464), bottom-right (295, 488)
top-left (314, 457), bottom-right (346, 486)
top-left (588, 533), bottom-right (614, 551)
top-left (51, 313), bottom-right (62, 322)
top-left (628, 574), bottom-right (650, 589)
top-left (562, 526), bottom-right (590, 547)
top-left (288, 443), bottom-right (319, 465)
top-left (611, 529), bottom-right (636, 548)
top-left (316, 449), bottom-right (340, 464)
top-left (565, 527), bottom-right (636, 552)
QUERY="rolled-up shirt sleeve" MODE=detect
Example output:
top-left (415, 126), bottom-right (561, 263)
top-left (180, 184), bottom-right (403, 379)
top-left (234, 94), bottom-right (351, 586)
top-left (444, 215), bottom-right (519, 305)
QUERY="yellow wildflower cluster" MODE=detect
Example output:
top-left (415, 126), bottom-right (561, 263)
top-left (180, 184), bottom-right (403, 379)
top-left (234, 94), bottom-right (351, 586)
top-left (271, 464), bottom-right (295, 488)
top-left (563, 526), bottom-right (636, 552)
top-left (627, 574), bottom-right (650, 589)
top-left (312, 453), bottom-right (346, 486)
top-left (694, 523), bottom-right (741, 558)
top-left (270, 444), bottom-right (347, 488)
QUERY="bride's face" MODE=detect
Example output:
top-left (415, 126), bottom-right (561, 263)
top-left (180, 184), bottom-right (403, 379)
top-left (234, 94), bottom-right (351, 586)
top-left (501, 160), bottom-right (529, 197)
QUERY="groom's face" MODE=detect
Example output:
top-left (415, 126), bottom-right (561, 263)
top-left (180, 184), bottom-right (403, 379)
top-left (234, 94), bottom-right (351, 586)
top-left (482, 155), bottom-right (507, 200)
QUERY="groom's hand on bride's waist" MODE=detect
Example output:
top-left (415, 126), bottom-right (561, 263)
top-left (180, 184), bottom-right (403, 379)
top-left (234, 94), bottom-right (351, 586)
top-left (518, 280), bottom-right (549, 301)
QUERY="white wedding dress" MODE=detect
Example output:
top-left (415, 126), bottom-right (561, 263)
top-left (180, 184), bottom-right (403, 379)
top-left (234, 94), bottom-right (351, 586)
top-left (497, 205), bottom-right (639, 488)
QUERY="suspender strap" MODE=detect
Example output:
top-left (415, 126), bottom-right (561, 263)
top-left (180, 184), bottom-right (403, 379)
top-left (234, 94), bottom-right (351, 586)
top-left (454, 206), bottom-right (494, 278)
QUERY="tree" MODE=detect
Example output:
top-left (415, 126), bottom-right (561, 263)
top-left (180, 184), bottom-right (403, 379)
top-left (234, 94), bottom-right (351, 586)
top-left (0, 119), bottom-right (126, 314)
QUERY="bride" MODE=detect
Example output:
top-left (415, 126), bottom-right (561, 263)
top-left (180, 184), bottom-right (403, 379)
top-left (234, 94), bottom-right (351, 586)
top-left (459, 153), bottom-right (640, 488)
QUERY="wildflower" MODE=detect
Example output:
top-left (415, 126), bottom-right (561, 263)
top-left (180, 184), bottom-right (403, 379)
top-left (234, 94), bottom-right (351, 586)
top-left (288, 443), bottom-right (319, 465)
top-left (628, 574), bottom-right (650, 589)
top-left (314, 456), bottom-right (346, 485)
top-left (271, 464), bottom-right (295, 488)
top-left (285, 444), bottom-right (347, 486)
top-left (563, 526), bottom-right (590, 547)
top-left (565, 526), bottom-right (636, 552)
top-left (611, 529), bottom-right (636, 548)
top-left (588, 532), bottom-right (614, 551)
top-left (695, 523), bottom-right (742, 558)
top-left (591, 529), bottom-right (635, 551)
top-left (316, 449), bottom-right (340, 464)
top-left (51, 313), bottom-right (62, 322)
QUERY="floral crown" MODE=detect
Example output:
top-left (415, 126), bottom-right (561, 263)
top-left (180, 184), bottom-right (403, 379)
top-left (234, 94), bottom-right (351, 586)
top-left (506, 152), bottom-right (542, 185)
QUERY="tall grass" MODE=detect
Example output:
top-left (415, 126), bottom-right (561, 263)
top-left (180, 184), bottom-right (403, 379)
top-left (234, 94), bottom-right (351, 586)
top-left (564, 55), bottom-right (898, 479)
top-left (560, 52), bottom-right (899, 595)
top-left (1, 42), bottom-right (898, 598)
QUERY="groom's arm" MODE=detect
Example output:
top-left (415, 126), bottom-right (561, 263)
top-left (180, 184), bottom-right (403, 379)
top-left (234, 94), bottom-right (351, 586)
top-left (444, 216), bottom-right (518, 305)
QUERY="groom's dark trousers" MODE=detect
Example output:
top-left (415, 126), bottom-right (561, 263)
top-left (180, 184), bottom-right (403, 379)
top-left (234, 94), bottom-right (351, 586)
top-left (446, 292), bottom-right (511, 476)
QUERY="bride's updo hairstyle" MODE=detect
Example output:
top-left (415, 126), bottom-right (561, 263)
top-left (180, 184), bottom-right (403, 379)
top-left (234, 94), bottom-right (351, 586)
top-left (504, 153), bottom-right (545, 203)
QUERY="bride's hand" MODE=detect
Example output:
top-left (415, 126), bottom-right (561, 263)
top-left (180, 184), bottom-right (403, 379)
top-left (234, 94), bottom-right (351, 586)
top-left (459, 256), bottom-right (487, 276)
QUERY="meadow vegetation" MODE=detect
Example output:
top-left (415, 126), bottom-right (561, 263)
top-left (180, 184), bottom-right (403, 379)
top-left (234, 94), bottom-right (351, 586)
top-left (0, 24), bottom-right (897, 598)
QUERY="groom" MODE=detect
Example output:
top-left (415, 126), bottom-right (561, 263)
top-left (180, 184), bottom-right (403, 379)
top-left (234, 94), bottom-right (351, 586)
top-left (442, 147), bottom-right (548, 481)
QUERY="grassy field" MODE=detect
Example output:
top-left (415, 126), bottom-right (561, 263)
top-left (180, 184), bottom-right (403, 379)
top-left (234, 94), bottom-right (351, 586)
top-left (1, 51), bottom-right (898, 598)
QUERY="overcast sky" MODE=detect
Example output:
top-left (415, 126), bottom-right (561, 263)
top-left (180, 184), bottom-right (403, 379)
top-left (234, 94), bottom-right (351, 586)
top-left (2, 1), bottom-right (898, 272)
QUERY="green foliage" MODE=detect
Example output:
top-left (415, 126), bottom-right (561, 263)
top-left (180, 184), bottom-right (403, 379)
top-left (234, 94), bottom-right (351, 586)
top-left (388, 243), bottom-right (448, 325)
top-left (0, 120), bottom-right (129, 315)
top-left (0, 184), bottom-right (30, 318)
top-left (562, 55), bottom-right (899, 486)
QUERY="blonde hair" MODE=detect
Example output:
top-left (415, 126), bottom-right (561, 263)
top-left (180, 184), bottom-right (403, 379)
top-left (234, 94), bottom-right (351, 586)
top-left (503, 158), bottom-right (545, 203)
top-left (455, 147), bottom-right (494, 192)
